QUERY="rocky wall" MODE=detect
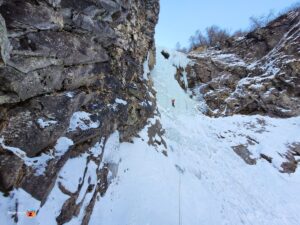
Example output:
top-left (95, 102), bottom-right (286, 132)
top-left (0, 0), bottom-right (159, 205)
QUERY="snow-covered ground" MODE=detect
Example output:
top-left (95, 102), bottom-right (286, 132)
top-left (1, 48), bottom-right (300, 225)
top-left (89, 47), bottom-right (300, 225)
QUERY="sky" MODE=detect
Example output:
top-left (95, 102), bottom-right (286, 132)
top-left (155, 0), bottom-right (300, 49)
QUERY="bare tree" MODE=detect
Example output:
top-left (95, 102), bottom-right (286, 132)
top-left (183, 3), bottom-right (299, 52)
top-left (188, 25), bottom-right (229, 50)
top-left (206, 25), bottom-right (229, 47)
top-left (196, 32), bottom-right (209, 47)
top-left (189, 32), bottom-right (199, 49)
top-left (175, 42), bottom-right (188, 53)
top-left (233, 29), bottom-right (247, 38)
top-left (249, 10), bottom-right (275, 30)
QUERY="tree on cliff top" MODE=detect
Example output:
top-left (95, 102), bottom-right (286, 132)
top-left (189, 25), bottom-right (230, 50)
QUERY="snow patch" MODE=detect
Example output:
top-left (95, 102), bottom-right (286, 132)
top-left (65, 92), bottom-right (74, 98)
top-left (102, 131), bottom-right (121, 165)
top-left (54, 137), bottom-right (74, 157)
top-left (115, 98), bottom-right (127, 105)
top-left (143, 52), bottom-right (150, 80)
top-left (58, 155), bottom-right (88, 193)
top-left (37, 118), bottom-right (57, 129)
top-left (89, 138), bottom-right (105, 158)
top-left (0, 189), bottom-right (40, 225)
top-left (68, 111), bottom-right (100, 132)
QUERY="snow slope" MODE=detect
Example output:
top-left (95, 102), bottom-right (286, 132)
top-left (1, 48), bottom-right (300, 225)
top-left (89, 47), bottom-right (300, 225)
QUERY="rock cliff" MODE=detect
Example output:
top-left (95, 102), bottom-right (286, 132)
top-left (180, 9), bottom-right (300, 118)
top-left (171, 8), bottom-right (300, 174)
top-left (0, 0), bottom-right (159, 222)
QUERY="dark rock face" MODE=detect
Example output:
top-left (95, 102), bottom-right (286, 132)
top-left (0, 152), bottom-right (24, 192)
top-left (147, 119), bottom-right (167, 149)
top-left (0, 0), bottom-right (159, 215)
top-left (175, 66), bottom-right (187, 91)
top-left (161, 50), bottom-right (170, 59)
top-left (184, 9), bottom-right (300, 118)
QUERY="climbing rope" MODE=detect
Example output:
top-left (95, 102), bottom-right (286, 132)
top-left (178, 171), bottom-right (182, 225)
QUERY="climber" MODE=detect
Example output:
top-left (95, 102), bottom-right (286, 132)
top-left (171, 99), bottom-right (175, 107)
